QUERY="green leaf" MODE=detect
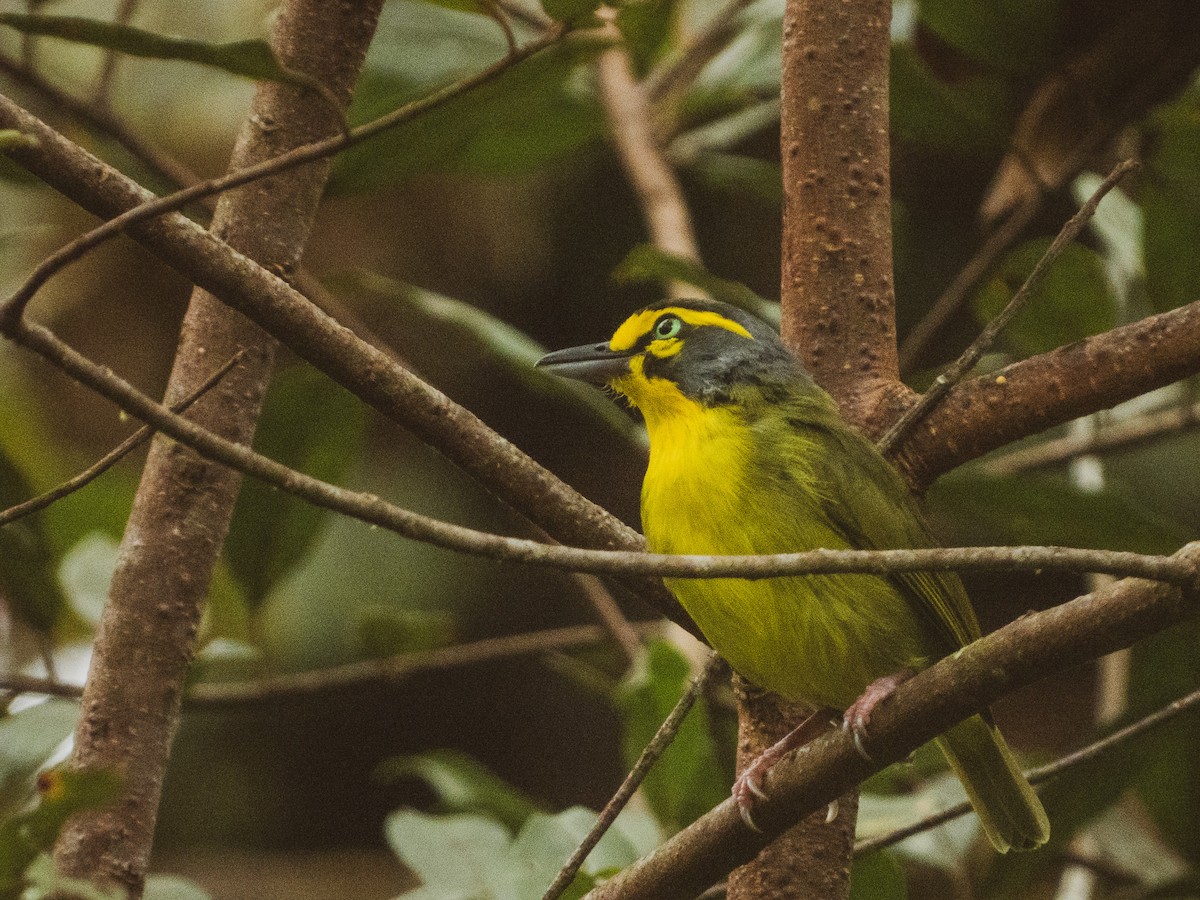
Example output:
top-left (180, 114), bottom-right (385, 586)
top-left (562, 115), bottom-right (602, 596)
top-left (889, 44), bottom-right (1010, 154)
top-left (613, 245), bottom-right (780, 327)
top-left (616, 640), bottom-right (727, 831)
top-left (972, 240), bottom-right (1118, 358)
top-left (1143, 92), bottom-right (1200, 313)
top-left (0, 130), bottom-right (37, 152)
top-left (849, 849), bottom-right (908, 900)
top-left (376, 751), bottom-right (539, 832)
top-left (0, 769), bottom-right (122, 894)
top-left (385, 809), bottom-right (513, 898)
top-left (142, 875), bottom-right (213, 900)
top-left (353, 605), bottom-right (456, 660)
top-left (14, 854), bottom-right (122, 900)
top-left (927, 471), bottom-right (1190, 556)
top-left (615, 0), bottom-right (675, 71)
top-left (347, 272), bottom-right (646, 451)
top-left (540, 0), bottom-right (604, 25)
top-left (684, 152), bottom-right (781, 205)
top-left (0, 13), bottom-right (326, 91)
top-left (0, 449), bottom-right (69, 634)
top-left (858, 773), bottom-right (979, 868)
top-left (917, 0), bottom-right (1061, 74)
top-left (225, 364), bottom-right (366, 607)
top-left (332, 4), bottom-right (607, 189)
top-left (0, 701), bottom-right (79, 821)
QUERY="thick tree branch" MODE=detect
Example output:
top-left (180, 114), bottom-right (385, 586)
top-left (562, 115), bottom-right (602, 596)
top-left (892, 297), bottom-right (1200, 488)
top-left (0, 89), bottom-right (694, 632)
top-left (50, 2), bottom-right (384, 892)
top-left (583, 543), bottom-right (1200, 900)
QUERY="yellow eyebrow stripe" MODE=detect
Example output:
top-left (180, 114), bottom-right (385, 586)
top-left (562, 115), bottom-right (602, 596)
top-left (609, 307), bottom-right (754, 351)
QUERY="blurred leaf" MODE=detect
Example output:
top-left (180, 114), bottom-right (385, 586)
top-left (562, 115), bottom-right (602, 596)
top-left (973, 240), bottom-right (1117, 358)
top-left (0, 449), bottom-right (69, 634)
top-left (615, 0), bottom-right (675, 71)
top-left (928, 471), bottom-right (1190, 556)
top-left (890, 44), bottom-right (1011, 154)
top-left (685, 152), bottom-right (782, 205)
top-left (613, 245), bottom-right (780, 326)
top-left (377, 750), bottom-right (540, 831)
top-left (1088, 802), bottom-right (1190, 891)
top-left (385, 810), bottom-right (519, 898)
top-left (1143, 93), bottom-right (1200, 313)
top-left (354, 605), bottom-right (456, 659)
top-left (688, 0), bottom-right (782, 111)
top-left (15, 854), bottom-right (121, 900)
top-left (142, 875), bottom-right (214, 900)
top-left (858, 773), bottom-right (979, 868)
top-left (57, 532), bottom-right (118, 630)
top-left (0, 701), bottom-right (78, 822)
top-left (0, 769), bottom-right (121, 896)
top-left (348, 271), bottom-right (646, 450)
top-left (332, 4), bottom-right (607, 190)
top-left (0, 13), bottom-right (330, 92)
top-left (1129, 618), bottom-right (1200, 862)
top-left (0, 130), bottom-right (37, 152)
top-left (917, 0), bottom-right (1061, 74)
top-left (190, 638), bottom-right (263, 685)
top-left (616, 640), bottom-right (726, 831)
top-left (226, 364), bottom-right (366, 607)
top-left (540, 0), bottom-right (604, 25)
top-left (849, 849), bottom-right (908, 900)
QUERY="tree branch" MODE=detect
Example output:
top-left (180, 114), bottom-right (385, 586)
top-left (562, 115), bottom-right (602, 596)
top-left (0, 88), bottom-right (695, 633)
top-left (854, 684), bottom-right (1200, 856)
top-left (582, 543), bottom-right (1200, 900)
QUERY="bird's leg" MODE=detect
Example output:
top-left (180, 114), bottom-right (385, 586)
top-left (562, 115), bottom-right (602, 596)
top-left (733, 707), bottom-right (839, 832)
top-left (842, 669), bottom-right (916, 761)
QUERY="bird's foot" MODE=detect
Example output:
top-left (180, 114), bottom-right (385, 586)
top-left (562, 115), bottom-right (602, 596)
top-left (732, 709), bottom-right (837, 832)
top-left (842, 670), bottom-right (915, 761)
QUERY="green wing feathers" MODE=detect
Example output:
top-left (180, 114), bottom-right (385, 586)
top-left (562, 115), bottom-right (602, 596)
top-left (936, 714), bottom-right (1050, 853)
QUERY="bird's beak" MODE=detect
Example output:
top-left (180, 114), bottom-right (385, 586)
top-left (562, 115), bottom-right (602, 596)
top-left (535, 342), bottom-right (634, 385)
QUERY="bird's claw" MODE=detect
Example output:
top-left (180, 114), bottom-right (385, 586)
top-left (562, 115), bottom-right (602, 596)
top-left (733, 768), bottom-right (768, 833)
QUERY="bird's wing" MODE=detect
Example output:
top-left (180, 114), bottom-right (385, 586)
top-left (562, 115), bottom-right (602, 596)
top-left (780, 408), bottom-right (983, 654)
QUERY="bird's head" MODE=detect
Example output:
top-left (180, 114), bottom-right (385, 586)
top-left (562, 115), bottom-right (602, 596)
top-left (536, 299), bottom-right (801, 419)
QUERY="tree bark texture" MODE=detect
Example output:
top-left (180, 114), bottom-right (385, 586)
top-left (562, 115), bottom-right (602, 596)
top-left (780, 0), bottom-right (903, 436)
top-left (727, 687), bottom-right (858, 900)
top-left (52, 1), bottom-right (384, 893)
top-left (740, 1), bottom-right (896, 896)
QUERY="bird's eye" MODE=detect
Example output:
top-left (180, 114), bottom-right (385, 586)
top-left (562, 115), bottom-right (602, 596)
top-left (654, 316), bottom-right (682, 340)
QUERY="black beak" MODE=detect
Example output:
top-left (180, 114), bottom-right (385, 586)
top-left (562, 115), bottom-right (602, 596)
top-left (535, 342), bottom-right (634, 385)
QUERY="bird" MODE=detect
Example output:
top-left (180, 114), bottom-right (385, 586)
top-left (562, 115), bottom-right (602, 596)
top-left (535, 298), bottom-right (1049, 853)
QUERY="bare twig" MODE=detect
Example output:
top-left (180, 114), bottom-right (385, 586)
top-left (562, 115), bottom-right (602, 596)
top-left (0, 622), bottom-right (662, 706)
top-left (10, 316), bottom-right (1200, 587)
top-left (984, 397), bottom-right (1200, 475)
top-left (878, 159), bottom-right (1139, 457)
top-left (91, 0), bottom-right (141, 108)
top-left (854, 685), bottom-right (1200, 856)
top-left (0, 352), bottom-right (243, 527)
top-left (544, 653), bottom-right (724, 900)
top-left (0, 25), bottom-right (567, 326)
top-left (597, 34), bottom-right (703, 299)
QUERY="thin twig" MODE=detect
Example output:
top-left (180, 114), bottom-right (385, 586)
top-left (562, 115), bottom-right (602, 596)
top-left (0, 352), bottom-right (244, 527)
top-left (984, 397), bottom-right (1200, 475)
top-left (91, 0), bottom-right (141, 108)
top-left (854, 685), bottom-right (1200, 856)
top-left (0, 622), bottom-right (662, 706)
top-left (11, 316), bottom-right (1200, 586)
top-left (0, 24), bottom-right (567, 327)
top-left (543, 652), bottom-right (724, 900)
top-left (878, 159), bottom-right (1139, 457)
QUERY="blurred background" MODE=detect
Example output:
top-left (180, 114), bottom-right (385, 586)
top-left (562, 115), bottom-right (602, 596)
top-left (2, 0), bottom-right (1200, 897)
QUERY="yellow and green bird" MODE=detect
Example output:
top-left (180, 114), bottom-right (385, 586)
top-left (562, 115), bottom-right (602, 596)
top-left (536, 299), bottom-right (1049, 853)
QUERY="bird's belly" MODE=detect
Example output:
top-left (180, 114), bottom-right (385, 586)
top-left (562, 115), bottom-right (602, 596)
top-left (644, 458), bottom-right (930, 709)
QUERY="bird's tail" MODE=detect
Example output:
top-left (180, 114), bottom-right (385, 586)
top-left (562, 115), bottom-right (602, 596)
top-left (935, 714), bottom-right (1050, 853)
